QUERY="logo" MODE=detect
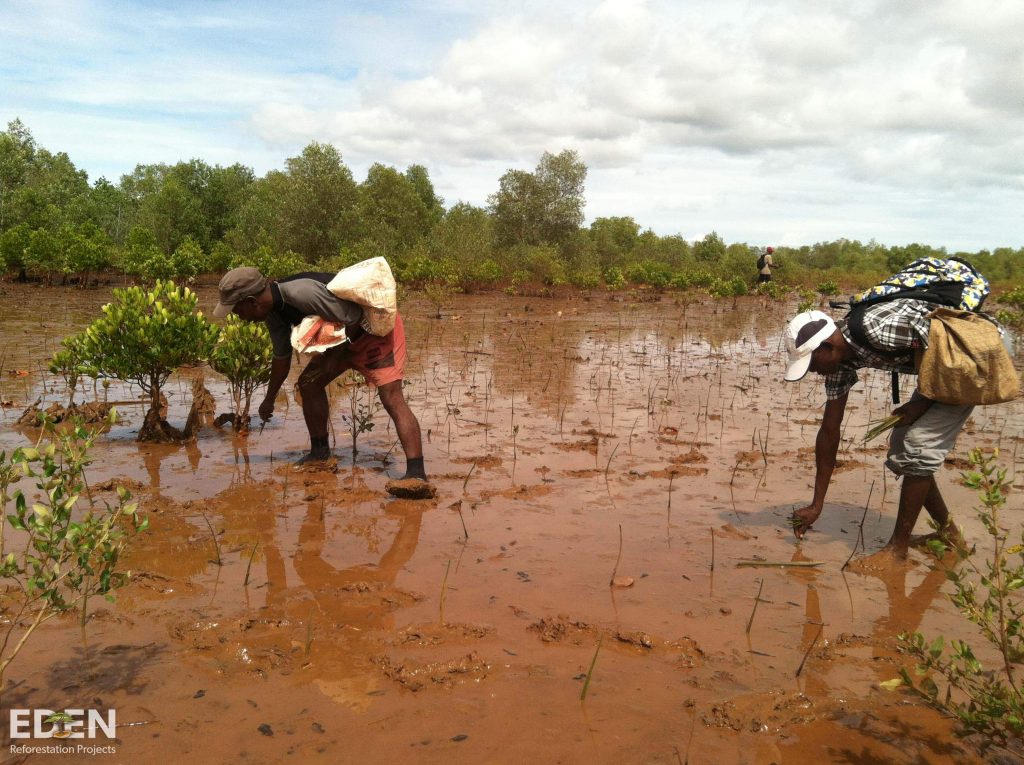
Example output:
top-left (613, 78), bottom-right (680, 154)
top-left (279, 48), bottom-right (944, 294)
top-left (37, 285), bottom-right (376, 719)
top-left (8, 708), bottom-right (116, 739)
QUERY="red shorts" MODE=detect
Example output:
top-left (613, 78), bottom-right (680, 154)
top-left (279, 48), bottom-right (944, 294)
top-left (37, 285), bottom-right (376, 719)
top-left (300, 313), bottom-right (407, 389)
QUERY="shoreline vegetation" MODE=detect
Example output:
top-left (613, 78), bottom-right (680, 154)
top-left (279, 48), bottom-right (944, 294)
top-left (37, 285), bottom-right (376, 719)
top-left (2, 118), bottom-right (1022, 301)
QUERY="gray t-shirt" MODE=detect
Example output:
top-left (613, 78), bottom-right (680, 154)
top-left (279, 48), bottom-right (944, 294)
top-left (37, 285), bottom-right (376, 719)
top-left (265, 276), bottom-right (363, 358)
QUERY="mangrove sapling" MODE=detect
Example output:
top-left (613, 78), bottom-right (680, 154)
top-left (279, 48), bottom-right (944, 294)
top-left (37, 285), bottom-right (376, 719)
top-left (304, 608), bottom-right (314, 659)
top-left (439, 559), bottom-right (452, 625)
top-left (579, 636), bottom-right (604, 701)
top-left (198, 509), bottom-right (222, 566)
top-left (461, 460), bottom-right (477, 493)
top-left (603, 442), bottom-right (620, 500)
top-left (74, 280), bottom-right (220, 442)
top-left (243, 542), bottom-right (259, 586)
top-left (887, 450), bottom-right (1024, 747)
top-left (0, 413), bottom-right (147, 698)
top-left (609, 524), bottom-right (624, 587)
top-left (796, 623), bottom-right (824, 677)
top-left (49, 334), bottom-right (93, 410)
top-left (337, 371), bottom-right (382, 457)
top-left (841, 481), bottom-right (875, 572)
top-left (746, 578), bottom-right (765, 634)
top-left (209, 315), bottom-right (273, 433)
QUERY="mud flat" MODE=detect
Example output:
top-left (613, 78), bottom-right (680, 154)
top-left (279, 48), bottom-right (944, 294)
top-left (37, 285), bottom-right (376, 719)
top-left (2, 284), bottom-right (1022, 763)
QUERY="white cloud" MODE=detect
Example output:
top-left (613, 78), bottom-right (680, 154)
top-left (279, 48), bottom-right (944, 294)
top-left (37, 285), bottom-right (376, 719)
top-left (1, 0), bottom-right (1021, 249)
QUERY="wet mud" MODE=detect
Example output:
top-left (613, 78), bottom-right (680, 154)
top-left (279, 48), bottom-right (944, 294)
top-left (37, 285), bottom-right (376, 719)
top-left (1, 284), bottom-right (1023, 763)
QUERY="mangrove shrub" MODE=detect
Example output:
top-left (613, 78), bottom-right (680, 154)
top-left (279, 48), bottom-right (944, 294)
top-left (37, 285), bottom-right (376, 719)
top-left (209, 314), bottom-right (273, 432)
top-left (75, 280), bottom-right (220, 440)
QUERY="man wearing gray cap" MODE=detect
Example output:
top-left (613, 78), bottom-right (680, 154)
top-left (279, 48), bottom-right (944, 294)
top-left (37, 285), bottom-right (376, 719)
top-left (213, 266), bottom-right (432, 498)
top-left (782, 303), bottom-right (971, 564)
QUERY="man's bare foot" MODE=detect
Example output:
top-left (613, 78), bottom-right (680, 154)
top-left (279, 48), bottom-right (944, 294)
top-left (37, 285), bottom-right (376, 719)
top-left (846, 546), bottom-right (913, 573)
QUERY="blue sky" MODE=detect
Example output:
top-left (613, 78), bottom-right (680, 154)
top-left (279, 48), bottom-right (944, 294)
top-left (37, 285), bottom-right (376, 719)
top-left (2, 0), bottom-right (1022, 251)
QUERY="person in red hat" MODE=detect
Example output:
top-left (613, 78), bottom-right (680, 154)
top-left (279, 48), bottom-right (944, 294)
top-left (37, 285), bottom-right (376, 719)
top-left (757, 246), bottom-right (778, 283)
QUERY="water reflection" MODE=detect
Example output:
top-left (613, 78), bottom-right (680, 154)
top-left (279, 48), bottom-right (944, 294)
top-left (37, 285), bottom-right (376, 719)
top-left (298, 496), bottom-right (423, 710)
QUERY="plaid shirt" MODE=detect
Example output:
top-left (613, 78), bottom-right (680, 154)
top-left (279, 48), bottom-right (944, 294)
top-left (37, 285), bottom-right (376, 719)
top-left (823, 299), bottom-right (932, 400)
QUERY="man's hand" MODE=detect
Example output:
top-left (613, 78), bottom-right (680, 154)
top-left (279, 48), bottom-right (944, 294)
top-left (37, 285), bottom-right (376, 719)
top-left (791, 505), bottom-right (821, 539)
top-left (258, 398), bottom-right (275, 422)
top-left (892, 397), bottom-right (932, 428)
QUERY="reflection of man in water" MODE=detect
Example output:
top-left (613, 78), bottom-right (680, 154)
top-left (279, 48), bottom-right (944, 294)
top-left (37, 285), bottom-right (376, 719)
top-left (291, 490), bottom-right (424, 709)
top-left (213, 266), bottom-right (432, 498)
top-left (783, 308), bottom-right (971, 564)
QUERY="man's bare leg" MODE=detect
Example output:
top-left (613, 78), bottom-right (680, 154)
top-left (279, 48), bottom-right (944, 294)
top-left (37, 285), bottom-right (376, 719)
top-left (909, 479), bottom-right (964, 550)
top-left (378, 380), bottom-right (434, 498)
top-left (884, 475), bottom-right (933, 559)
top-left (295, 352), bottom-right (347, 464)
top-left (377, 380), bottom-right (423, 465)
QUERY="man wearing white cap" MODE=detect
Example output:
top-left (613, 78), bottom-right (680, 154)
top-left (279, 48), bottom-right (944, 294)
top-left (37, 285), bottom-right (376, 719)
top-left (783, 300), bottom-right (972, 563)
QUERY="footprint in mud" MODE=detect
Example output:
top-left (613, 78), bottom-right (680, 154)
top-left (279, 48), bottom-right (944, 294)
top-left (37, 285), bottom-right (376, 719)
top-left (375, 651), bottom-right (490, 691)
top-left (527, 616), bottom-right (705, 665)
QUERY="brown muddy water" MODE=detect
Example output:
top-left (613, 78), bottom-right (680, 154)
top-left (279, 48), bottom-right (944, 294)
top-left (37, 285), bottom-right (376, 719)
top-left (1, 283), bottom-right (1023, 765)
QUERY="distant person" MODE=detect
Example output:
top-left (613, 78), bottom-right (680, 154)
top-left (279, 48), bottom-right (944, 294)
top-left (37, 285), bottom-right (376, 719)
top-left (213, 266), bottom-right (433, 499)
top-left (757, 246), bottom-right (777, 283)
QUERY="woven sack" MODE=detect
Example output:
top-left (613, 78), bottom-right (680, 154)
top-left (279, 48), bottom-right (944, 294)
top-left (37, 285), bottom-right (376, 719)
top-left (326, 257), bottom-right (397, 336)
top-left (917, 308), bottom-right (1021, 405)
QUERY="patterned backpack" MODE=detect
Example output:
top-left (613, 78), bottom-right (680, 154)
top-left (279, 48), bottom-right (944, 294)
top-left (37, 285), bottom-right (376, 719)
top-left (849, 256), bottom-right (989, 313)
top-left (843, 257), bottom-right (991, 402)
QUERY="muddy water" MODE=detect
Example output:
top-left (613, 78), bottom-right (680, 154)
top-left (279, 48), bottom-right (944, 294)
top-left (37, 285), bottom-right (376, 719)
top-left (1, 284), bottom-right (1023, 764)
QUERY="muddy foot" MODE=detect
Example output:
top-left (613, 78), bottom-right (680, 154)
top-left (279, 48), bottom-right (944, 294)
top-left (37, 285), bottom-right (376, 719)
top-left (846, 547), bottom-right (913, 574)
top-left (294, 448), bottom-right (336, 469)
top-left (386, 477), bottom-right (437, 499)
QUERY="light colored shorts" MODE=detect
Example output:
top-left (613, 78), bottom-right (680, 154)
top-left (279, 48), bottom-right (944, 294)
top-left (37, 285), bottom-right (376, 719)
top-left (885, 391), bottom-right (973, 477)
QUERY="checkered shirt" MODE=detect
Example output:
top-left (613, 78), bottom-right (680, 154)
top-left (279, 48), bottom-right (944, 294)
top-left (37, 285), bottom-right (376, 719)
top-left (823, 299), bottom-right (932, 400)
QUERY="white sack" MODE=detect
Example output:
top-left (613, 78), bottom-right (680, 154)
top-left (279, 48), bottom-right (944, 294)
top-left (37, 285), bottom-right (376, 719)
top-left (326, 256), bottom-right (397, 336)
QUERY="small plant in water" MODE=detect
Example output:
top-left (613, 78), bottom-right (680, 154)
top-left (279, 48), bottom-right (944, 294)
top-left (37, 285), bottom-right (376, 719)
top-left (48, 334), bottom-right (92, 409)
top-left (0, 412), bottom-right (147, 698)
top-left (797, 288), bottom-right (817, 313)
top-left (885, 449), bottom-right (1024, 751)
top-left (337, 371), bottom-right (381, 457)
top-left (209, 314), bottom-right (273, 432)
top-left (73, 280), bottom-right (220, 441)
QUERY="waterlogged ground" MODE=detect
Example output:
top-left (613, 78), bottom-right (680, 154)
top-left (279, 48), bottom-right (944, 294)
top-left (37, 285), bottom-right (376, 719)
top-left (1, 282), bottom-right (1023, 764)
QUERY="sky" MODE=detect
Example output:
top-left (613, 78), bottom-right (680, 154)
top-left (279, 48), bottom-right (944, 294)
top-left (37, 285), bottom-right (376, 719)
top-left (1, 0), bottom-right (1022, 251)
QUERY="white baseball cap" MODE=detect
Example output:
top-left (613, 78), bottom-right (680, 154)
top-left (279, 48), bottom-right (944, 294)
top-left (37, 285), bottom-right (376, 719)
top-left (784, 310), bottom-right (838, 382)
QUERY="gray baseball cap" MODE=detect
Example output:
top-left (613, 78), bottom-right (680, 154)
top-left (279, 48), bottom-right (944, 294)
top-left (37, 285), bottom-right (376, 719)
top-left (213, 267), bottom-right (267, 318)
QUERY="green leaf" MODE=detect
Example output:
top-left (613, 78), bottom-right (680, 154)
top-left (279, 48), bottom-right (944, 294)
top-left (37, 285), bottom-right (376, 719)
top-left (920, 676), bottom-right (939, 699)
top-left (879, 678), bottom-right (905, 691)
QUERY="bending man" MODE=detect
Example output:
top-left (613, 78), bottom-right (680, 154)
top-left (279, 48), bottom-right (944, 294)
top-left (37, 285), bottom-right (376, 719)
top-left (783, 304), bottom-right (970, 563)
top-left (213, 266), bottom-right (432, 498)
